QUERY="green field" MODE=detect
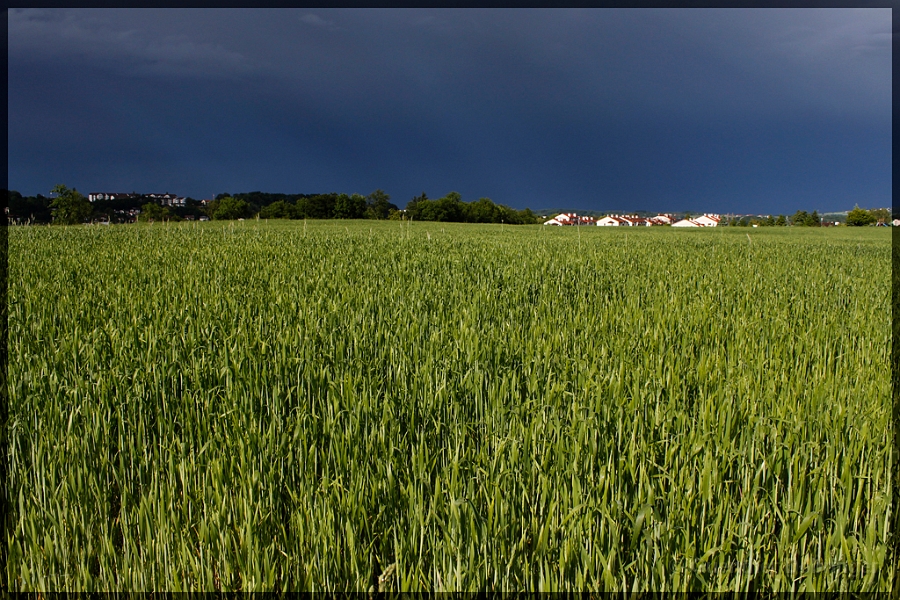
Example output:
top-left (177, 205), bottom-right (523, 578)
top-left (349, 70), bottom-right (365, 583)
top-left (7, 221), bottom-right (892, 591)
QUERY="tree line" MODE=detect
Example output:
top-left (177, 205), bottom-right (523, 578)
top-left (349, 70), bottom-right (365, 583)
top-left (6, 186), bottom-right (542, 225)
top-left (6, 186), bottom-right (890, 227)
top-left (725, 207), bottom-right (891, 227)
top-left (405, 192), bottom-right (539, 224)
top-left (726, 211), bottom-right (822, 227)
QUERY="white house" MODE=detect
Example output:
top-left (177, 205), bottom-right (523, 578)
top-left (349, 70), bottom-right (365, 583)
top-left (672, 214), bottom-right (720, 227)
top-left (597, 214), bottom-right (650, 226)
top-left (544, 213), bottom-right (576, 225)
top-left (693, 214), bottom-right (721, 227)
top-left (88, 191), bottom-right (186, 207)
top-left (597, 215), bottom-right (628, 226)
top-left (88, 192), bottom-right (138, 202)
top-left (623, 216), bottom-right (651, 226)
top-left (544, 213), bottom-right (572, 225)
top-left (146, 193), bottom-right (186, 207)
top-left (544, 213), bottom-right (595, 225)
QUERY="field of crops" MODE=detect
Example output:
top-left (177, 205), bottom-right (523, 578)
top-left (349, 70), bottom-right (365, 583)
top-left (7, 220), bottom-right (892, 591)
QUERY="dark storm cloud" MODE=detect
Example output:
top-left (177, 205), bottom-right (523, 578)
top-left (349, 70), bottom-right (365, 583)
top-left (8, 8), bottom-right (891, 213)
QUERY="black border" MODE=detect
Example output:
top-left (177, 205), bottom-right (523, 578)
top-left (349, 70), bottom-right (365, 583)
top-left (3, 1), bottom-right (896, 594)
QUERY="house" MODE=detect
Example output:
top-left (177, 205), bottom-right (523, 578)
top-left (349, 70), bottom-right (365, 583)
top-left (598, 214), bottom-right (650, 226)
top-left (89, 191), bottom-right (186, 207)
top-left (672, 214), bottom-right (720, 228)
top-left (544, 215), bottom-right (569, 226)
top-left (88, 192), bottom-right (138, 202)
top-left (597, 215), bottom-right (629, 226)
top-left (693, 214), bottom-right (721, 227)
top-left (544, 213), bottom-right (595, 225)
top-left (146, 193), bottom-right (186, 207)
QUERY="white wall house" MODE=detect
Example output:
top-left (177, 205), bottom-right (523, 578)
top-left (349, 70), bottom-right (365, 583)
top-left (88, 192), bottom-right (138, 202)
top-left (147, 193), bottom-right (186, 207)
top-left (544, 213), bottom-right (574, 225)
top-left (597, 215), bottom-right (627, 226)
top-left (672, 214), bottom-right (721, 227)
top-left (544, 213), bottom-right (595, 225)
top-left (88, 192), bottom-right (186, 207)
top-left (693, 214), bottom-right (721, 227)
top-left (598, 214), bottom-right (650, 226)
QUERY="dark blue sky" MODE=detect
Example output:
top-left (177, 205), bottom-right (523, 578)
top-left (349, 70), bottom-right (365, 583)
top-left (7, 8), bottom-right (892, 214)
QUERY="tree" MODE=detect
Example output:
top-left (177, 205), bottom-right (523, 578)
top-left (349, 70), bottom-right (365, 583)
top-left (138, 202), bottom-right (173, 222)
top-left (869, 207), bottom-right (890, 225)
top-left (209, 196), bottom-right (251, 220)
top-left (790, 210), bottom-right (809, 226)
top-left (807, 210), bottom-right (821, 227)
top-left (847, 205), bottom-right (876, 226)
top-left (8, 190), bottom-right (52, 224)
top-left (366, 190), bottom-right (397, 220)
top-left (465, 197), bottom-right (499, 223)
top-left (405, 192), bottom-right (428, 221)
top-left (775, 215), bottom-right (787, 226)
top-left (303, 193), bottom-right (337, 219)
top-left (408, 192), bottom-right (539, 224)
top-left (293, 195), bottom-right (339, 219)
top-left (520, 208), bottom-right (539, 224)
top-left (171, 198), bottom-right (206, 221)
top-left (5, 189), bottom-right (20, 224)
top-left (429, 192), bottom-right (464, 222)
top-left (258, 200), bottom-right (296, 219)
top-left (49, 184), bottom-right (92, 225)
top-left (334, 193), bottom-right (367, 219)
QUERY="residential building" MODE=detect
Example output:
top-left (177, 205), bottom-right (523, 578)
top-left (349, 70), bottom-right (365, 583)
top-left (88, 192), bottom-right (138, 202)
top-left (597, 215), bottom-right (627, 226)
top-left (693, 214), bottom-right (721, 227)
top-left (672, 214), bottom-right (721, 228)
top-left (597, 214), bottom-right (651, 226)
top-left (544, 213), bottom-right (595, 226)
top-left (146, 193), bottom-right (186, 207)
top-left (88, 191), bottom-right (186, 207)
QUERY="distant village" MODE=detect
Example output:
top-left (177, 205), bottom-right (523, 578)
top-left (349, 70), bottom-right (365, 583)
top-left (542, 210), bottom-right (895, 227)
top-left (544, 212), bottom-right (723, 227)
top-left (87, 192), bottom-right (189, 206)
top-left (5, 188), bottom-right (894, 227)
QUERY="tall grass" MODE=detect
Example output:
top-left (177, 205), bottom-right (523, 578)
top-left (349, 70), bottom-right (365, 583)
top-left (7, 221), bottom-right (891, 591)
